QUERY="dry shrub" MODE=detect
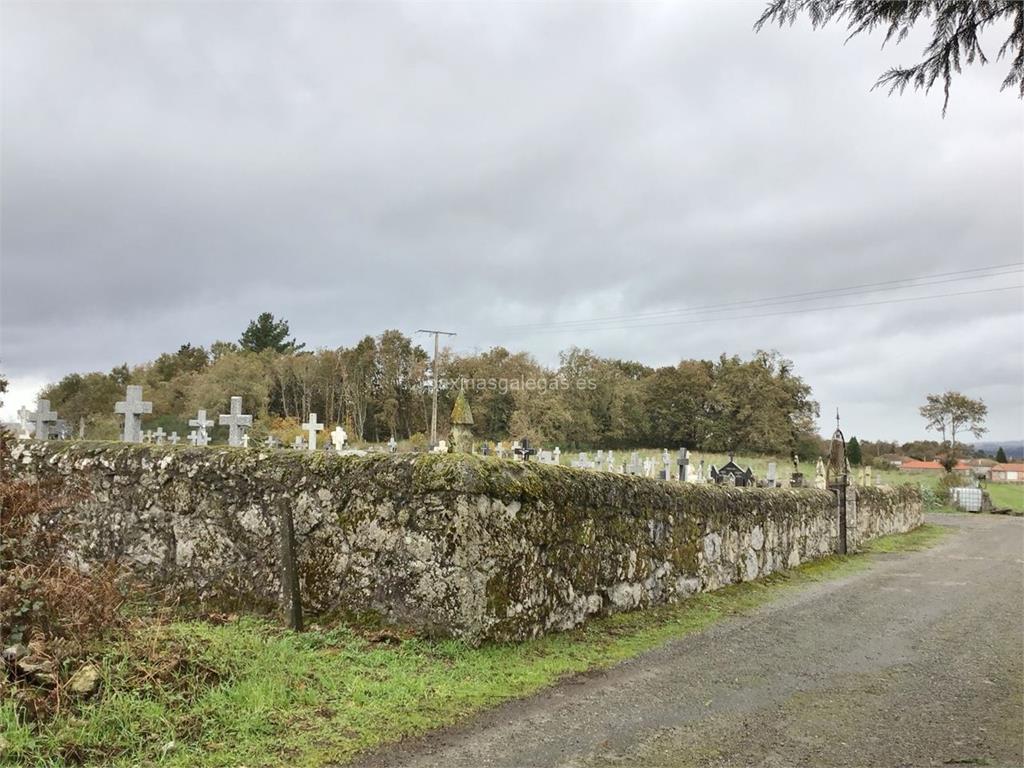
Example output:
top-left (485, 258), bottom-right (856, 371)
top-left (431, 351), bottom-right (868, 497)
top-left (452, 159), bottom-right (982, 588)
top-left (0, 455), bottom-right (131, 721)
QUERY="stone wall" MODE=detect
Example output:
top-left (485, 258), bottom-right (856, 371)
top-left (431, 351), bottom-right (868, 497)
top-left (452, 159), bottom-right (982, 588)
top-left (8, 442), bottom-right (922, 643)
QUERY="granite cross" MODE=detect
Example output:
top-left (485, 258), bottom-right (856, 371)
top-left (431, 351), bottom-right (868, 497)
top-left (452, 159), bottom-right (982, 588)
top-left (677, 448), bottom-right (689, 482)
top-left (32, 399), bottom-right (58, 441)
top-left (154, 427), bottom-right (166, 445)
top-left (114, 386), bottom-right (152, 443)
top-left (302, 413), bottom-right (324, 451)
top-left (218, 396), bottom-right (253, 447)
top-left (188, 409), bottom-right (214, 445)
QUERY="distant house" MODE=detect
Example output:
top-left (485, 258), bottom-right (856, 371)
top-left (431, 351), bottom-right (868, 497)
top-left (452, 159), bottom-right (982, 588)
top-left (990, 463), bottom-right (1024, 484)
top-left (898, 459), bottom-right (971, 475)
top-left (880, 454), bottom-right (913, 467)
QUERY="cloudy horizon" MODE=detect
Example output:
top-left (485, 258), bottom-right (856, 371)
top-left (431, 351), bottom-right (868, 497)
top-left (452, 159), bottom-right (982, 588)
top-left (2, 1), bottom-right (1021, 442)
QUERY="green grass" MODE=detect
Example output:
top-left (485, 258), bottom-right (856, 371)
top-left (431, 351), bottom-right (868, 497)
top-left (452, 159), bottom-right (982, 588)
top-left (984, 483), bottom-right (1024, 513)
top-left (0, 525), bottom-right (948, 768)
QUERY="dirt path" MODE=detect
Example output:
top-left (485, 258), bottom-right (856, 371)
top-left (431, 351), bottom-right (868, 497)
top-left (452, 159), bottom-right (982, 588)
top-left (358, 514), bottom-right (1024, 768)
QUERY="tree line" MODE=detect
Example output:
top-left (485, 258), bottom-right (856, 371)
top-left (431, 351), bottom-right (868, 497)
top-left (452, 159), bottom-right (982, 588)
top-left (39, 313), bottom-right (824, 454)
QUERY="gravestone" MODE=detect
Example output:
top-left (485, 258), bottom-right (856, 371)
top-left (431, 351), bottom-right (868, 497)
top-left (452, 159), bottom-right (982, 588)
top-left (142, 429), bottom-right (153, 444)
top-left (168, 432), bottom-right (180, 445)
top-left (514, 439), bottom-right (536, 462)
top-left (154, 427), bottom-right (166, 445)
top-left (188, 409), bottom-right (214, 446)
top-left (595, 450), bottom-right (605, 466)
top-left (677, 448), bottom-right (690, 482)
top-left (790, 453), bottom-right (804, 488)
top-left (431, 440), bottom-right (448, 454)
top-left (115, 386), bottom-right (152, 443)
top-left (32, 399), bottom-right (58, 441)
top-left (766, 462), bottom-right (778, 487)
top-left (480, 442), bottom-right (490, 457)
top-left (537, 449), bottom-right (555, 465)
top-left (627, 452), bottom-right (642, 476)
top-left (302, 413), bottom-right (324, 451)
top-left (553, 446), bottom-right (561, 464)
top-left (241, 433), bottom-right (250, 448)
top-left (814, 458), bottom-right (826, 490)
top-left (264, 435), bottom-right (281, 449)
top-left (331, 426), bottom-right (347, 451)
top-left (387, 436), bottom-right (397, 453)
top-left (711, 453), bottom-right (755, 487)
top-left (661, 449), bottom-right (671, 480)
top-left (293, 435), bottom-right (306, 450)
top-left (571, 452), bottom-right (594, 469)
top-left (605, 450), bottom-right (616, 472)
top-left (219, 396), bottom-right (253, 447)
top-left (15, 409), bottom-right (33, 438)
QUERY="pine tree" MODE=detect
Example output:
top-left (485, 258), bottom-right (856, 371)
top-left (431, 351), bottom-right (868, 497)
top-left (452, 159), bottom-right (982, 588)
top-left (239, 312), bottom-right (305, 354)
top-left (847, 435), bottom-right (862, 466)
top-left (996, 446), bottom-right (1008, 463)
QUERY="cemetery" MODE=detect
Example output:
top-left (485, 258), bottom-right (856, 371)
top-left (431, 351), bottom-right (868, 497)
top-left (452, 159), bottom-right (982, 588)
top-left (7, 386), bottom-right (922, 643)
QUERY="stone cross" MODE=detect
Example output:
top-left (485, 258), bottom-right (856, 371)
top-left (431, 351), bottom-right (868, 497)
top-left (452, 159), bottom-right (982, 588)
top-left (154, 427), bottom-right (166, 445)
top-left (293, 435), bottom-right (306, 450)
top-left (387, 435), bottom-right (397, 453)
top-left (187, 430), bottom-right (201, 446)
top-left (16, 406), bottom-right (33, 439)
top-left (677, 448), bottom-right (690, 482)
top-left (302, 413), bottom-right (324, 451)
top-left (265, 435), bottom-right (280, 448)
top-left (241, 433), bottom-right (250, 448)
top-left (642, 457), bottom-right (653, 477)
top-left (218, 396), bottom-right (253, 447)
top-left (513, 438), bottom-right (536, 462)
top-left (31, 399), bottom-right (58, 441)
top-left (168, 432), bottom-right (180, 445)
top-left (606, 450), bottom-right (615, 472)
top-left (553, 446), bottom-right (561, 464)
top-left (142, 429), bottom-right (154, 444)
top-left (188, 409), bottom-right (214, 445)
top-left (814, 458), bottom-right (827, 490)
top-left (331, 425), bottom-right (347, 451)
top-left (114, 386), bottom-right (152, 443)
top-left (766, 462), bottom-right (778, 486)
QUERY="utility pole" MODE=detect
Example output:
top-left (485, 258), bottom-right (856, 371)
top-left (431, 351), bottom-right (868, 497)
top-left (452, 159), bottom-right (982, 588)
top-left (417, 329), bottom-right (456, 448)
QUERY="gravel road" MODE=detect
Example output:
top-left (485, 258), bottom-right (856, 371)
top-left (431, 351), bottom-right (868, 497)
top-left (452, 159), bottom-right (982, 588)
top-left (359, 513), bottom-right (1024, 768)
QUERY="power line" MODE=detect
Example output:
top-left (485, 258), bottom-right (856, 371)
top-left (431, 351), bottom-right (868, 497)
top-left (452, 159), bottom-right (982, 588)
top-left (505, 262), bottom-right (1023, 331)
top-left (519, 284), bottom-right (1024, 336)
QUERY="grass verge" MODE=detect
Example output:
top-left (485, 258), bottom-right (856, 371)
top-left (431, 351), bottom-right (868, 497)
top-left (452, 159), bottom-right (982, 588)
top-left (1, 524), bottom-right (948, 768)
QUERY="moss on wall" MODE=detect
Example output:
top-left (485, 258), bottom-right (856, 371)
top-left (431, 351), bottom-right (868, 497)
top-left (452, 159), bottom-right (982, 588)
top-left (8, 442), bottom-right (921, 642)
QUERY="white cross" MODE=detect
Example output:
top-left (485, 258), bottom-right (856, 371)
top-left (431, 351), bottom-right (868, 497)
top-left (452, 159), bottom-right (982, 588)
top-left (114, 386), bottom-right (152, 443)
top-left (292, 435), bottom-right (305, 450)
top-left (218, 396), bottom-right (252, 447)
top-left (142, 429), bottom-right (153, 443)
top-left (302, 413), bottom-right (324, 451)
top-left (188, 409), bottom-right (214, 445)
top-left (241, 433), bottom-right (250, 448)
top-left (16, 406), bottom-right (33, 439)
top-left (32, 399), bottom-right (58, 441)
top-left (154, 427), bottom-right (166, 444)
top-left (332, 426), bottom-right (347, 450)
top-left (168, 432), bottom-right (180, 445)
top-left (265, 435), bottom-right (280, 448)
top-left (387, 435), bottom-right (397, 453)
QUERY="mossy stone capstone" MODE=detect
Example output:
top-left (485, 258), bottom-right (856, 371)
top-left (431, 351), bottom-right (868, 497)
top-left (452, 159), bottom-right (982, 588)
top-left (8, 441), bottom-right (922, 643)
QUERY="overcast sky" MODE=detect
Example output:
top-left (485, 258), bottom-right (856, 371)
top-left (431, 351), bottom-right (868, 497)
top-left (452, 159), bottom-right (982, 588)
top-left (2, 1), bottom-right (1021, 442)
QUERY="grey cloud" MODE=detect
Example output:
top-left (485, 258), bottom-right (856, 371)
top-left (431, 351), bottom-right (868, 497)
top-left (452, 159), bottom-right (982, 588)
top-left (1, 1), bottom-right (1021, 439)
